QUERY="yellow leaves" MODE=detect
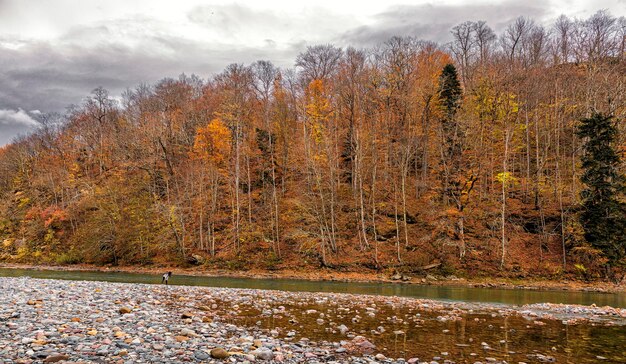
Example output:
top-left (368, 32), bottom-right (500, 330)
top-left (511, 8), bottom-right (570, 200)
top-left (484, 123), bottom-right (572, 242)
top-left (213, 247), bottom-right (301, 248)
top-left (168, 205), bottom-right (177, 221)
top-left (44, 229), bottom-right (56, 244)
top-left (305, 79), bottom-right (332, 155)
top-left (17, 197), bottom-right (31, 208)
top-left (2, 239), bottom-right (13, 248)
top-left (191, 118), bottom-right (231, 167)
top-left (312, 153), bottom-right (327, 163)
top-left (495, 172), bottom-right (518, 185)
top-left (473, 81), bottom-right (496, 118)
top-left (509, 95), bottom-right (519, 114)
top-left (310, 122), bottom-right (325, 145)
top-left (68, 162), bottom-right (81, 184)
top-left (472, 80), bottom-right (519, 123)
top-left (167, 205), bottom-right (184, 236)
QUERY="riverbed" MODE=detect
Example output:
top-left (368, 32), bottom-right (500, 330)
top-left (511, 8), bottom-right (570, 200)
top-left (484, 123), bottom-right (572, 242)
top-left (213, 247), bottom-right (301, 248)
top-left (0, 275), bottom-right (625, 363)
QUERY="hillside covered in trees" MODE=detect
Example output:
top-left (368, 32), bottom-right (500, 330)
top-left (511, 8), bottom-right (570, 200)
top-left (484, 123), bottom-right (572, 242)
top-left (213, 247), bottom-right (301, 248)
top-left (0, 11), bottom-right (624, 278)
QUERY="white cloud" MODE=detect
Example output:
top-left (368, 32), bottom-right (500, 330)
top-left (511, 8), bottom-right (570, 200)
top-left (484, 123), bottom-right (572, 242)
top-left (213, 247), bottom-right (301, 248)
top-left (0, 108), bottom-right (40, 146)
top-left (0, 108), bottom-right (39, 126)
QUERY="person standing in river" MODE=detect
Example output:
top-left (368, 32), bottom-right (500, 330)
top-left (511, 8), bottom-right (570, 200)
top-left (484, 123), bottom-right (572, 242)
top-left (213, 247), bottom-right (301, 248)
top-left (161, 271), bottom-right (172, 285)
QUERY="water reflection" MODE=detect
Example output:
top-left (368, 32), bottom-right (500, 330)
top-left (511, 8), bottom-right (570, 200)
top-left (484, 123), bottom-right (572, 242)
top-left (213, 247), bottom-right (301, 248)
top-left (208, 291), bottom-right (626, 363)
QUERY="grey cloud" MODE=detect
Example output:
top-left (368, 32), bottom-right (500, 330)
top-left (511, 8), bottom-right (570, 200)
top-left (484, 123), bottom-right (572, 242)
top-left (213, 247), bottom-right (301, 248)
top-left (337, 0), bottom-right (552, 47)
top-left (0, 21), bottom-right (301, 117)
top-left (0, 34), bottom-right (299, 146)
top-left (0, 0), bottom-right (592, 146)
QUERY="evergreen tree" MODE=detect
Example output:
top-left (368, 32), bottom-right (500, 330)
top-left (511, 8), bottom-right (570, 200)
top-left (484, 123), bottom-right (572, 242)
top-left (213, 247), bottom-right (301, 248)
top-left (577, 112), bottom-right (626, 267)
top-left (438, 63), bottom-right (463, 205)
top-left (438, 64), bottom-right (462, 119)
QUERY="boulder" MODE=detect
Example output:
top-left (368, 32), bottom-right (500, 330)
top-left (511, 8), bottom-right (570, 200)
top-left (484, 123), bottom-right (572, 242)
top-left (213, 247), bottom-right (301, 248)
top-left (187, 254), bottom-right (206, 265)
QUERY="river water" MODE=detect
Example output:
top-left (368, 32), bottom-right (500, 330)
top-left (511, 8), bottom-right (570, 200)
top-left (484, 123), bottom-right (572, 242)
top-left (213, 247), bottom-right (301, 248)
top-left (0, 267), bottom-right (625, 307)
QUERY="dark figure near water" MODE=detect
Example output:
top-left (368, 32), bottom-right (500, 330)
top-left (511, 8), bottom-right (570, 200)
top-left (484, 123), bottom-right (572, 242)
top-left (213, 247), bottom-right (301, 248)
top-left (161, 271), bottom-right (172, 285)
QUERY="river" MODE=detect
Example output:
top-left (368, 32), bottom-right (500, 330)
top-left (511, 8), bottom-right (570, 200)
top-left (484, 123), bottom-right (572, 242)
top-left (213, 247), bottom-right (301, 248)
top-left (1, 267), bottom-right (624, 307)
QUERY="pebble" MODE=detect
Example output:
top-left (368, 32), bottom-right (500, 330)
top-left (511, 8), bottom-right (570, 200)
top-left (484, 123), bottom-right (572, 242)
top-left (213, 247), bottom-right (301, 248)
top-left (211, 347), bottom-right (229, 359)
top-left (194, 349), bottom-right (210, 360)
top-left (251, 347), bottom-right (274, 360)
top-left (43, 354), bottom-right (69, 363)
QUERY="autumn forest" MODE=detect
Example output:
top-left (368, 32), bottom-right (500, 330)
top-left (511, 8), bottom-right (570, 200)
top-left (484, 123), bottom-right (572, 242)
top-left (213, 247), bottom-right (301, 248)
top-left (1, 11), bottom-right (625, 279)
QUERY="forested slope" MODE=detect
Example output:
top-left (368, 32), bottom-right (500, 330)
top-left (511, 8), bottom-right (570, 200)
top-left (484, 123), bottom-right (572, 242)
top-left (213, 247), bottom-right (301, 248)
top-left (0, 11), bottom-right (624, 278)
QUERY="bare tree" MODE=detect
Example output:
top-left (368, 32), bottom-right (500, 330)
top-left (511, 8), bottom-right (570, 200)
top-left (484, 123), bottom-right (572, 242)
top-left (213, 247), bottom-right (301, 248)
top-left (450, 21), bottom-right (475, 83)
top-left (473, 21), bottom-right (496, 66)
top-left (573, 10), bottom-right (619, 62)
top-left (501, 17), bottom-right (534, 64)
top-left (296, 44), bottom-right (343, 83)
top-left (554, 15), bottom-right (573, 63)
top-left (524, 25), bottom-right (551, 67)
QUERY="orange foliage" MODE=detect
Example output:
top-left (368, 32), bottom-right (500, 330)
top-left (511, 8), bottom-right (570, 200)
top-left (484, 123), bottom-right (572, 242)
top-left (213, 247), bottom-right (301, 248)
top-left (305, 79), bottom-right (332, 122)
top-left (191, 118), bottom-right (232, 167)
top-left (41, 207), bottom-right (68, 228)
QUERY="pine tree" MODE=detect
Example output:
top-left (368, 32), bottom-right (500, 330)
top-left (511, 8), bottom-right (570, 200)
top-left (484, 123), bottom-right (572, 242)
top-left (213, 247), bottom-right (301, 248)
top-left (438, 63), bottom-right (463, 205)
top-left (438, 64), bottom-right (462, 119)
top-left (577, 112), bottom-right (626, 268)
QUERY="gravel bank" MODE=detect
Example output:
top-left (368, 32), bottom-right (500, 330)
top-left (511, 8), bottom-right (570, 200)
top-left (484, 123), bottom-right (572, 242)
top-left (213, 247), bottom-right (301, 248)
top-left (0, 277), bottom-right (416, 364)
top-left (1, 277), bottom-right (624, 364)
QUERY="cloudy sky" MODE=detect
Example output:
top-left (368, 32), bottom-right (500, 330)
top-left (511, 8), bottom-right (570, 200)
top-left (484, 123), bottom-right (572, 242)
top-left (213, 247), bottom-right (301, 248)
top-left (0, 0), bottom-right (624, 146)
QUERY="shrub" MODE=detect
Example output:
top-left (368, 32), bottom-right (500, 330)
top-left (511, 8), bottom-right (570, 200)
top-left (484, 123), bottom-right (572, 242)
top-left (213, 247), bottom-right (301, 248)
top-left (55, 250), bottom-right (83, 265)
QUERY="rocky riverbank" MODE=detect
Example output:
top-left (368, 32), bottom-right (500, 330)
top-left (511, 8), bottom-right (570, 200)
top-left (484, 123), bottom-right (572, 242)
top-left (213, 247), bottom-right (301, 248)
top-left (1, 277), bottom-right (625, 364)
top-left (1, 277), bottom-right (371, 364)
